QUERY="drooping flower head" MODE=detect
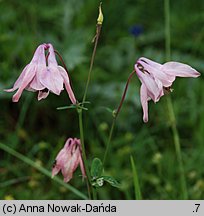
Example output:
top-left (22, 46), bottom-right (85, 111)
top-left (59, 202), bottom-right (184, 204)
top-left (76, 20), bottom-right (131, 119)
top-left (135, 57), bottom-right (200, 122)
top-left (52, 138), bottom-right (86, 183)
top-left (5, 43), bottom-right (76, 104)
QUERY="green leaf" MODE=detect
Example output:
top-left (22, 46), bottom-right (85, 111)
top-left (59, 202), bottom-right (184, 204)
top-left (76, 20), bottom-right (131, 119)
top-left (77, 105), bottom-right (88, 111)
top-left (57, 104), bottom-right (88, 111)
top-left (80, 101), bottom-right (91, 105)
top-left (57, 105), bottom-right (76, 110)
top-left (98, 106), bottom-right (113, 114)
top-left (91, 158), bottom-right (103, 179)
top-left (102, 176), bottom-right (121, 188)
top-left (105, 107), bottom-right (114, 113)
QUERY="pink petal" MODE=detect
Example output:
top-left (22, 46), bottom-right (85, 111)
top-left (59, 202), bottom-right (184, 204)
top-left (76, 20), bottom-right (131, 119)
top-left (70, 145), bottom-right (81, 172)
top-left (39, 44), bottom-right (64, 95)
top-left (138, 60), bottom-right (175, 87)
top-left (65, 138), bottom-right (74, 150)
top-left (39, 66), bottom-right (64, 95)
top-left (139, 57), bottom-right (162, 69)
top-left (55, 147), bottom-right (71, 166)
top-left (5, 44), bottom-right (47, 100)
top-left (30, 44), bottom-right (47, 64)
top-left (32, 44), bottom-right (62, 93)
top-left (52, 165), bottom-right (61, 177)
top-left (62, 148), bottom-right (80, 183)
top-left (12, 66), bottom-right (36, 102)
top-left (63, 171), bottom-right (73, 183)
top-left (79, 156), bottom-right (86, 179)
top-left (30, 49), bottom-right (47, 91)
top-left (135, 66), bottom-right (163, 102)
top-left (53, 139), bottom-right (75, 182)
top-left (162, 62), bottom-right (200, 78)
top-left (140, 84), bottom-right (149, 123)
top-left (38, 90), bottom-right (49, 100)
top-left (47, 43), bottom-right (58, 66)
top-left (74, 139), bottom-right (86, 179)
top-left (29, 73), bottom-right (45, 91)
top-left (58, 66), bottom-right (77, 104)
top-left (4, 65), bottom-right (29, 92)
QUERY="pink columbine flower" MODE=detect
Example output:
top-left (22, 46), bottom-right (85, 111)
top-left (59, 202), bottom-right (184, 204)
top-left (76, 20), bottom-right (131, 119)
top-left (5, 43), bottom-right (76, 104)
top-left (135, 57), bottom-right (200, 123)
top-left (52, 138), bottom-right (86, 183)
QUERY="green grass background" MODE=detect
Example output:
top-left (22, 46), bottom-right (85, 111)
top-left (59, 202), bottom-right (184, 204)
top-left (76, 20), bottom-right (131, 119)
top-left (0, 0), bottom-right (204, 199)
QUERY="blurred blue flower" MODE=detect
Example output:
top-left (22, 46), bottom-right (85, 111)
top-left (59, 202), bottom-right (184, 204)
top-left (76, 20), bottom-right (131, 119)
top-left (129, 25), bottom-right (143, 37)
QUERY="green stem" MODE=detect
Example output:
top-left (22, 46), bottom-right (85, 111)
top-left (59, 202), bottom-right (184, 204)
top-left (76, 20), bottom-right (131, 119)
top-left (16, 93), bottom-right (33, 130)
top-left (0, 142), bottom-right (88, 200)
top-left (130, 155), bottom-right (142, 200)
top-left (103, 71), bottom-right (135, 166)
top-left (166, 97), bottom-right (188, 199)
top-left (77, 109), bottom-right (96, 199)
top-left (82, 24), bottom-right (102, 104)
top-left (164, 0), bottom-right (188, 199)
top-left (103, 117), bottom-right (116, 165)
top-left (78, 20), bottom-right (102, 199)
top-left (164, 0), bottom-right (171, 61)
top-left (92, 187), bottom-right (97, 200)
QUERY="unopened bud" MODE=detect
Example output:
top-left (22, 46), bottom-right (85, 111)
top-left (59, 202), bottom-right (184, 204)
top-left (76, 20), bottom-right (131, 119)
top-left (97, 2), bottom-right (103, 25)
top-left (112, 109), bottom-right (117, 118)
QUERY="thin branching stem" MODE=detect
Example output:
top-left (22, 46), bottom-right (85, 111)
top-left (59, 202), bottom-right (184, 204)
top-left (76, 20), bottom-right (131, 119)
top-left (115, 70), bottom-right (135, 118)
top-left (103, 117), bottom-right (116, 165)
top-left (77, 109), bottom-right (92, 199)
top-left (103, 70), bottom-right (135, 165)
top-left (82, 24), bottom-right (102, 104)
top-left (77, 18), bottom-right (103, 199)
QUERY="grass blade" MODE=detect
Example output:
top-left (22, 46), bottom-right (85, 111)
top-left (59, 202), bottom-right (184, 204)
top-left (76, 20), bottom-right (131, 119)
top-left (130, 155), bottom-right (142, 200)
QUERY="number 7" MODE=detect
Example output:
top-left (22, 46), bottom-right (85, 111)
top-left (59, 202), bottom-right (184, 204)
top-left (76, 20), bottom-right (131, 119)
top-left (195, 204), bottom-right (200, 212)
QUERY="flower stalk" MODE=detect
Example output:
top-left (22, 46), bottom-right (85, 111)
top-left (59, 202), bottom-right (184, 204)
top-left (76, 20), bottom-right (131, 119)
top-left (164, 0), bottom-right (188, 199)
top-left (82, 3), bottom-right (103, 104)
top-left (77, 108), bottom-right (97, 199)
top-left (54, 50), bottom-right (70, 75)
top-left (103, 70), bottom-right (135, 165)
top-left (78, 3), bottom-right (103, 199)
top-left (77, 108), bottom-right (92, 199)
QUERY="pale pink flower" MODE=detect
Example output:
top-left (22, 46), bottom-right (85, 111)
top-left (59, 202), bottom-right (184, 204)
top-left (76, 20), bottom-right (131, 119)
top-left (135, 57), bottom-right (200, 122)
top-left (52, 138), bottom-right (86, 183)
top-left (5, 43), bottom-right (76, 104)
